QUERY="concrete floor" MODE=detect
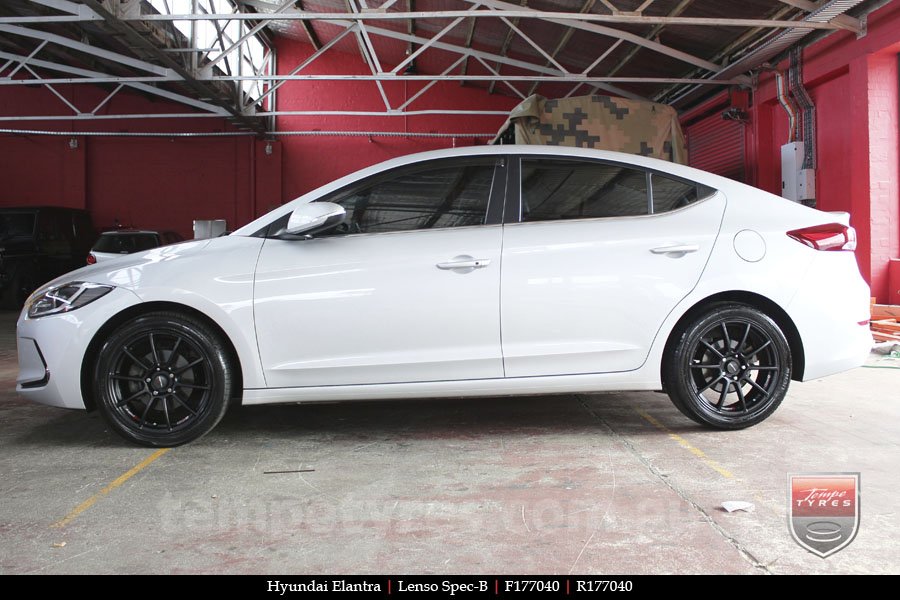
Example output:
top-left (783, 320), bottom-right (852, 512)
top-left (0, 310), bottom-right (898, 575)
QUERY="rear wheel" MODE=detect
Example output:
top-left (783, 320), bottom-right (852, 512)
top-left (93, 311), bottom-right (232, 446)
top-left (664, 303), bottom-right (792, 429)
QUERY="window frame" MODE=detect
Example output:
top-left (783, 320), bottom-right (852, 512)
top-left (505, 155), bottom-right (717, 225)
top-left (264, 155), bottom-right (508, 239)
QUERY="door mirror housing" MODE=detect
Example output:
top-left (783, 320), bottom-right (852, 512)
top-left (282, 202), bottom-right (346, 238)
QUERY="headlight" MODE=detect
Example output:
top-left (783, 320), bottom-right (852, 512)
top-left (26, 282), bottom-right (114, 319)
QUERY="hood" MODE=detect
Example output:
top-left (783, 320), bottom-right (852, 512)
top-left (31, 238), bottom-right (213, 296)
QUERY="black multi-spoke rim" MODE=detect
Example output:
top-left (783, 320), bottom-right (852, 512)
top-left (687, 319), bottom-right (782, 420)
top-left (106, 331), bottom-right (213, 433)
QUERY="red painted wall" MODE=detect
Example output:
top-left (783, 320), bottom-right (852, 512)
top-left (0, 79), bottom-right (282, 238)
top-left (2, 6), bottom-right (897, 299)
top-left (684, 2), bottom-right (900, 302)
top-left (274, 38), bottom-right (519, 202)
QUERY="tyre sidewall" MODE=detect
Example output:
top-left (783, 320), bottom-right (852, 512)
top-left (667, 304), bottom-right (792, 429)
top-left (93, 312), bottom-right (231, 447)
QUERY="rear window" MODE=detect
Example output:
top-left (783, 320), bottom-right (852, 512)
top-left (93, 233), bottom-right (159, 254)
top-left (0, 213), bottom-right (36, 238)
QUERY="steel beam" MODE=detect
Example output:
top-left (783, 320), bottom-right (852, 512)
top-left (496, 15), bottom-right (568, 73)
top-left (80, 0), bottom-right (265, 132)
top-left (257, 109), bottom-right (512, 117)
top-left (459, 0), bottom-right (744, 76)
top-left (0, 24), bottom-right (171, 75)
top-left (205, 0), bottom-right (295, 69)
top-left (118, 11), bottom-right (843, 29)
top-left (776, 0), bottom-right (863, 32)
top-left (0, 73), bottom-right (744, 85)
top-left (4, 40), bottom-right (48, 80)
top-left (295, 1), bottom-right (323, 49)
top-left (458, 9), bottom-right (478, 81)
top-left (525, 0), bottom-right (594, 97)
top-left (486, 0), bottom-right (526, 96)
top-left (563, 38), bottom-right (622, 98)
top-left (0, 50), bottom-right (227, 114)
top-left (254, 24), bottom-right (356, 104)
top-left (398, 55), bottom-right (467, 110)
top-left (391, 5), bottom-right (480, 74)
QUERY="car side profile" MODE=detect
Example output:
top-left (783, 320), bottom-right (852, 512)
top-left (16, 146), bottom-right (872, 446)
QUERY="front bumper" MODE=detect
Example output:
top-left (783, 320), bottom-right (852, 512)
top-left (16, 286), bottom-right (142, 409)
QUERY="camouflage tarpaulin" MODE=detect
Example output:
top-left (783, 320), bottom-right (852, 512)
top-left (494, 94), bottom-right (688, 165)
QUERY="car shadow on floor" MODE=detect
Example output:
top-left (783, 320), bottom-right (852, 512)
top-left (215, 393), bottom-right (703, 441)
top-left (5, 391), bottom-right (707, 448)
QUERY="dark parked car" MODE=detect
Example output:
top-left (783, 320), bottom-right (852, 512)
top-left (0, 207), bottom-right (95, 308)
top-left (87, 229), bottom-right (184, 264)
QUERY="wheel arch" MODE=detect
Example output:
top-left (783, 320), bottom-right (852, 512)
top-left (661, 290), bottom-right (805, 387)
top-left (80, 301), bottom-right (244, 411)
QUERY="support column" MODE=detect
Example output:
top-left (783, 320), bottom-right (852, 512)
top-left (849, 53), bottom-right (899, 303)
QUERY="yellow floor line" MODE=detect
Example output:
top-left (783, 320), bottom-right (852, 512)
top-left (635, 408), bottom-right (735, 480)
top-left (52, 448), bottom-right (171, 528)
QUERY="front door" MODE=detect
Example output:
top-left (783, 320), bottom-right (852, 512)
top-left (254, 156), bottom-right (506, 388)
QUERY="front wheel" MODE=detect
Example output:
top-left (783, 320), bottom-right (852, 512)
top-left (93, 311), bottom-right (233, 446)
top-left (663, 303), bottom-right (792, 429)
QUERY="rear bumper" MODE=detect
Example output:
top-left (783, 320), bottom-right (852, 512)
top-left (16, 286), bottom-right (142, 409)
top-left (787, 252), bottom-right (872, 381)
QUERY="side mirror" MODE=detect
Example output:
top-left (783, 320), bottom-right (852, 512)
top-left (283, 202), bottom-right (346, 237)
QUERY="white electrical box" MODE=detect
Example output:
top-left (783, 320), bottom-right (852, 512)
top-left (781, 142), bottom-right (816, 202)
top-left (797, 168), bottom-right (816, 201)
top-left (193, 219), bottom-right (227, 239)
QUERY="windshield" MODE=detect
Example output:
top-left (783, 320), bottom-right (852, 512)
top-left (0, 212), bottom-right (36, 239)
top-left (93, 233), bottom-right (159, 254)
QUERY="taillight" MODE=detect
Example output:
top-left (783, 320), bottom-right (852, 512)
top-left (86, 253), bottom-right (96, 265)
top-left (787, 223), bottom-right (857, 251)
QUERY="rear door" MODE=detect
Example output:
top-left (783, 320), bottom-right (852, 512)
top-left (500, 156), bottom-right (725, 377)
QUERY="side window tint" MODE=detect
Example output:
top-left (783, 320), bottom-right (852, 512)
top-left (322, 158), bottom-right (497, 235)
top-left (521, 159), bottom-right (649, 222)
top-left (651, 173), bottom-right (706, 213)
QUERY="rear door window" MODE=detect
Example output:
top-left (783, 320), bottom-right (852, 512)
top-left (93, 234), bottom-right (160, 254)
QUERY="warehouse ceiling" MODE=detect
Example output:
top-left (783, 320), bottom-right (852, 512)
top-left (0, 0), bottom-right (882, 133)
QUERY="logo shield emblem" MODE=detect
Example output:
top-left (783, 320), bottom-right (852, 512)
top-left (789, 473), bottom-right (860, 557)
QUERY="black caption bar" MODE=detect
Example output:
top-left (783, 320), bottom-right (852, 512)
top-left (28, 575), bottom-right (874, 591)
top-left (266, 577), bottom-right (632, 595)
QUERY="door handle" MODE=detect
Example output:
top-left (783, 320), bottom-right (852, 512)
top-left (650, 244), bottom-right (700, 255)
top-left (436, 258), bottom-right (491, 270)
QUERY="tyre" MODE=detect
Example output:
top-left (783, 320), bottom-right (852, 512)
top-left (663, 303), bottom-right (792, 429)
top-left (93, 311), bottom-right (233, 446)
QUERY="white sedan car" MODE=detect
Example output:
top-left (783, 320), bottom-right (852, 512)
top-left (16, 146), bottom-right (872, 446)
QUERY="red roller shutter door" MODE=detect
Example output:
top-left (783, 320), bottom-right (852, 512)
top-left (686, 114), bottom-right (746, 183)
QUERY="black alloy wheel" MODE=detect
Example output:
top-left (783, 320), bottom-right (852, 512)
top-left (664, 304), bottom-right (792, 429)
top-left (94, 311), bottom-right (233, 446)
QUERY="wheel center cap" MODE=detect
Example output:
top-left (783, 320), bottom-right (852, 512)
top-left (725, 360), bottom-right (741, 375)
top-left (150, 373), bottom-right (170, 391)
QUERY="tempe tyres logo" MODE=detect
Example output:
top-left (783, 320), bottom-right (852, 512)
top-left (789, 473), bottom-right (860, 557)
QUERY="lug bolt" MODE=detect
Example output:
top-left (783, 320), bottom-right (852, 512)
top-left (145, 378), bottom-right (151, 383)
